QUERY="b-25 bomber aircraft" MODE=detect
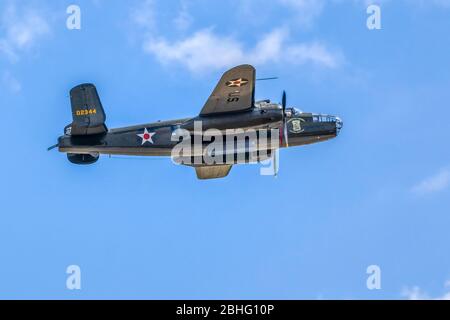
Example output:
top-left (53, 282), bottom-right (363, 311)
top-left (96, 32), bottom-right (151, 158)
top-left (51, 64), bottom-right (343, 179)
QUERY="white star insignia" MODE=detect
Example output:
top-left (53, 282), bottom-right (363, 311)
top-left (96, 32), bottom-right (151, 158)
top-left (137, 128), bottom-right (156, 145)
top-left (226, 78), bottom-right (249, 87)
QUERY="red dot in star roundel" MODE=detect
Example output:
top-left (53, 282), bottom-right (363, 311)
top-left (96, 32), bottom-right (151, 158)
top-left (144, 133), bottom-right (150, 140)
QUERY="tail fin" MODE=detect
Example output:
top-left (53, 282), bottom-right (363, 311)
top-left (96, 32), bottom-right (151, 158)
top-left (69, 83), bottom-right (107, 135)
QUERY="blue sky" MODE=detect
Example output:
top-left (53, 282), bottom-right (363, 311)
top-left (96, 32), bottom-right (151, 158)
top-left (1, 0), bottom-right (450, 299)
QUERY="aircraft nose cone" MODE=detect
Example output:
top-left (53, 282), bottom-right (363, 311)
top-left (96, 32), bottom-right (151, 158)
top-left (335, 117), bottom-right (343, 133)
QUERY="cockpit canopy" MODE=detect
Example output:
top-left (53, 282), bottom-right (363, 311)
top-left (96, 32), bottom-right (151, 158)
top-left (255, 100), bottom-right (303, 114)
top-left (286, 110), bottom-right (339, 123)
top-left (254, 99), bottom-right (281, 110)
top-left (254, 100), bottom-right (343, 132)
top-left (285, 107), bottom-right (302, 117)
top-left (312, 114), bottom-right (339, 123)
top-left (255, 100), bottom-right (341, 124)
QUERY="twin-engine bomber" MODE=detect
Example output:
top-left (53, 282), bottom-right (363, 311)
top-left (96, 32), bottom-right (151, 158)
top-left (50, 64), bottom-right (343, 179)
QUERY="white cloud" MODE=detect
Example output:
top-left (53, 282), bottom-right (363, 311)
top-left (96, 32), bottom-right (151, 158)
top-left (286, 42), bottom-right (341, 68)
top-left (0, 4), bottom-right (50, 62)
top-left (402, 282), bottom-right (450, 300)
top-left (173, 1), bottom-right (193, 31)
top-left (411, 167), bottom-right (450, 195)
top-left (404, 0), bottom-right (450, 8)
top-left (130, 0), bottom-right (156, 31)
top-left (131, 0), bottom-right (343, 73)
top-left (143, 28), bottom-right (342, 73)
top-left (401, 286), bottom-right (429, 300)
top-left (239, 0), bottom-right (325, 26)
top-left (354, 0), bottom-right (450, 8)
top-left (144, 29), bottom-right (244, 73)
top-left (279, 0), bottom-right (325, 25)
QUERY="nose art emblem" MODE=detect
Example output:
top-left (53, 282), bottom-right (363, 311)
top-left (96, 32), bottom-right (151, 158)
top-left (288, 118), bottom-right (305, 133)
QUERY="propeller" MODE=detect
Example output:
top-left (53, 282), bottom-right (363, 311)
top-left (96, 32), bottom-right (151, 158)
top-left (280, 91), bottom-right (289, 148)
top-left (271, 91), bottom-right (288, 177)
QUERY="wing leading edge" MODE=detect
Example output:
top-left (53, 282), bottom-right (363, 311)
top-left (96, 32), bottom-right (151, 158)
top-left (199, 64), bottom-right (255, 116)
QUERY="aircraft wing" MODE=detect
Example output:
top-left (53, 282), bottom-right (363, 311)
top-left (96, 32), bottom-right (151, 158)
top-left (200, 64), bottom-right (255, 116)
top-left (195, 165), bottom-right (233, 180)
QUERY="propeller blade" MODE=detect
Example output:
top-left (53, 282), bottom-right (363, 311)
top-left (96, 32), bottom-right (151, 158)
top-left (280, 91), bottom-right (289, 147)
top-left (284, 119), bottom-right (289, 147)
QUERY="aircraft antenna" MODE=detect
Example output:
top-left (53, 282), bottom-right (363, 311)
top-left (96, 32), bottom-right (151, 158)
top-left (47, 143), bottom-right (59, 151)
top-left (256, 77), bottom-right (279, 81)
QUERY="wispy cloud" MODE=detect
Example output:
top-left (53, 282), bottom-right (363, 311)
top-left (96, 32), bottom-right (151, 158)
top-left (144, 29), bottom-right (244, 73)
top-left (355, 0), bottom-right (450, 8)
top-left (130, 0), bottom-right (156, 31)
top-left (0, 3), bottom-right (50, 62)
top-left (143, 28), bottom-right (341, 73)
top-left (130, 1), bottom-right (342, 74)
top-left (131, 0), bottom-right (450, 74)
top-left (411, 167), bottom-right (450, 195)
top-left (402, 281), bottom-right (450, 300)
top-left (173, 0), bottom-right (193, 31)
top-left (403, 0), bottom-right (450, 8)
top-left (279, 0), bottom-right (325, 25)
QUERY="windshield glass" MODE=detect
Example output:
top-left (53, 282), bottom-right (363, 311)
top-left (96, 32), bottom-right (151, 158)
top-left (292, 108), bottom-right (301, 115)
top-left (312, 114), bottom-right (337, 123)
